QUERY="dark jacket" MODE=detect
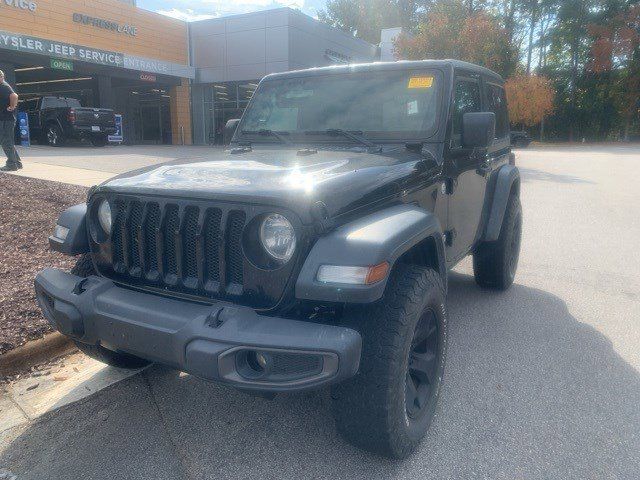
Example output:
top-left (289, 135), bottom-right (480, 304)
top-left (0, 81), bottom-right (16, 121)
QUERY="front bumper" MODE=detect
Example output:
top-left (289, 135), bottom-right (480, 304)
top-left (34, 268), bottom-right (362, 392)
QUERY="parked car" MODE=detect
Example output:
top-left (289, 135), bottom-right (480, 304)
top-left (35, 60), bottom-right (522, 458)
top-left (510, 130), bottom-right (532, 148)
top-left (20, 96), bottom-right (116, 147)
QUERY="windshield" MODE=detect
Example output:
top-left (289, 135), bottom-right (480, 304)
top-left (238, 69), bottom-right (442, 143)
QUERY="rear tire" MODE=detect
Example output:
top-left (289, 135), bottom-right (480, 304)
top-left (45, 124), bottom-right (65, 147)
top-left (90, 135), bottom-right (108, 147)
top-left (331, 264), bottom-right (447, 458)
top-left (70, 254), bottom-right (150, 370)
top-left (473, 193), bottom-right (522, 290)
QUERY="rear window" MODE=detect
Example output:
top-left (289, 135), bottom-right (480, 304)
top-left (41, 97), bottom-right (82, 109)
top-left (19, 98), bottom-right (40, 111)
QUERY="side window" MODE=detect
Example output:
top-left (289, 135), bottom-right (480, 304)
top-left (486, 84), bottom-right (509, 138)
top-left (453, 79), bottom-right (481, 136)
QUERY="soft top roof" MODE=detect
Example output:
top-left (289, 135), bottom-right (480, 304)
top-left (263, 59), bottom-right (504, 84)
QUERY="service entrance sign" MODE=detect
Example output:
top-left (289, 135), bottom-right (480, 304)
top-left (0, 29), bottom-right (195, 78)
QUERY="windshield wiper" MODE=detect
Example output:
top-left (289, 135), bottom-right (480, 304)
top-left (304, 129), bottom-right (382, 151)
top-left (241, 129), bottom-right (292, 144)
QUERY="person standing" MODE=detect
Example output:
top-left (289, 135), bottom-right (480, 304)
top-left (0, 69), bottom-right (23, 172)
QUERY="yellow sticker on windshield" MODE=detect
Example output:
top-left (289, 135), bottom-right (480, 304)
top-left (408, 76), bottom-right (434, 89)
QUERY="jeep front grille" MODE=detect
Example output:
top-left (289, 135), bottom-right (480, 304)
top-left (106, 196), bottom-right (246, 298)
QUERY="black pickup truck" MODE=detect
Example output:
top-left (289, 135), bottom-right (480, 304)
top-left (20, 96), bottom-right (116, 147)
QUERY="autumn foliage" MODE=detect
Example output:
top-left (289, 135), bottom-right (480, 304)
top-left (588, 4), bottom-right (640, 134)
top-left (394, 10), bottom-right (517, 78)
top-left (505, 75), bottom-right (555, 128)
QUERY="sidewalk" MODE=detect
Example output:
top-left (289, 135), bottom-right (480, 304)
top-left (1, 351), bottom-right (143, 434)
top-left (7, 160), bottom-right (113, 187)
top-left (4, 144), bottom-right (220, 187)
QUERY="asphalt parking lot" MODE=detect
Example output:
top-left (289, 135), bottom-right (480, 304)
top-left (1, 144), bottom-right (639, 479)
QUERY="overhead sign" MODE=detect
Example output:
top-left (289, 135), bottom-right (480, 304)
top-left (0, 0), bottom-right (36, 13)
top-left (50, 58), bottom-right (73, 71)
top-left (0, 29), bottom-right (195, 78)
top-left (72, 13), bottom-right (137, 37)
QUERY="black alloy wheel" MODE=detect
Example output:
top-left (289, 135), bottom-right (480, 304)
top-left (46, 125), bottom-right (63, 146)
top-left (507, 209), bottom-right (522, 279)
top-left (406, 309), bottom-right (439, 420)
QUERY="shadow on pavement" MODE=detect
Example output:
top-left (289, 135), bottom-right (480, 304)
top-left (519, 167), bottom-right (595, 185)
top-left (2, 273), bottom-right (639, 479)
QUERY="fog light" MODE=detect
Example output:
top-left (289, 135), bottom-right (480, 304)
top-left (247, 351), bottom-right (270, 372)
top-left (254, 352), bottom-right (269, 369)
top-left (238, 350), bottom-right (272, 379)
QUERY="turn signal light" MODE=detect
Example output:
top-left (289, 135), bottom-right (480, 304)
top-left (316, 262), bottom-right (389, 285)
top-left (365, 262), bottom-right (390, 284)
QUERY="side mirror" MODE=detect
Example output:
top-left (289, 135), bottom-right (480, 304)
top-left (224, 119), bottom-right (241, 145)
top-left (462, 112), bottom-right (495, 149)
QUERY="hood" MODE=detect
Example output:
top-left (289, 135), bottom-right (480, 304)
top-left (96, 147), bottom-right (432, 223)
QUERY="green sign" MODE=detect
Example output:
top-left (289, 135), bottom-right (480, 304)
top-left (50, 58), bottom-right (73, 71)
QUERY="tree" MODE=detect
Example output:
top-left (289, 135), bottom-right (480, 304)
top-left (317, 0), bottom-right (637, 141)
top-left (318, 0), bottom-right (430, 44)
top-left (394, 4), bottom-right (519, 77)
top-left (505, 75), bottom-right (555, 133)
top-left (588, 4), bottom-right (640, 140)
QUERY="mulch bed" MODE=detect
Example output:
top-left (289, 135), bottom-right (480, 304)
top-left (0, 174), bottom-right (88, 355)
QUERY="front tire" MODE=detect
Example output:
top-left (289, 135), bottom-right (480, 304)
top-left (473, 193), bottom-right (522, 290)
top-left (331, 264), bottom-right (447, 458)
top-left (70, 254), bottom-right (150, 370)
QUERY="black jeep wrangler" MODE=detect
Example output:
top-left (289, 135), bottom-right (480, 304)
top-left (35, 60), bottom-right (521, 458)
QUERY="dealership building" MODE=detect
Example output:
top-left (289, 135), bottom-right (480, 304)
top-left (0, 1), bottom-right (378, 146)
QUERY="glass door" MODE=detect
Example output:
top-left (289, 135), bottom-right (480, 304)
top-left (140, 105), bottom-right (162, 144)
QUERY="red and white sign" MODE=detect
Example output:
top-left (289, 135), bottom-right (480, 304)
top-left (139, 72), bottom-right (157, 82)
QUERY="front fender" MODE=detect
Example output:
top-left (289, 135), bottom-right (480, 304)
top-left (295, 204), bottom-right (445, 303)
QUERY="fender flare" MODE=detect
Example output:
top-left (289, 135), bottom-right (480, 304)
top-left (49, 203), bottom-right (90, 256)
top-left (483, 165), bottom-right (520, 242)
top-left (295, 204), bottom-right (446, 304)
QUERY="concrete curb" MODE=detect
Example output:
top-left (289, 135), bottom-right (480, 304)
top-left (0, 333), bottom-right (76, 378)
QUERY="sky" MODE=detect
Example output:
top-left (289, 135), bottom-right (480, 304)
top-left (137, 0), bottom-right (329, 22)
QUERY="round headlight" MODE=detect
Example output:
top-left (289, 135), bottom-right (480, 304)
top-left (97, 200), bottom-right (112, 235)
top-left (259, 214), bottom-right (296, 262)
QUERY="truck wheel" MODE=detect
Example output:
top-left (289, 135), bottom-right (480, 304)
top-left (331, 264), bottom-right (447, 458)
top-left (90, 135), bottom-right (108, 147)
top-left (45, 124), bottom-right (65, 147)
top-left (70, 254), bottom-right (151, 370)
top-left (473, 193), bottom-right (522, 290)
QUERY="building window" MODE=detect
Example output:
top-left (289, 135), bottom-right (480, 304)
top-left (203, 81), bottom-right (258, 144)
